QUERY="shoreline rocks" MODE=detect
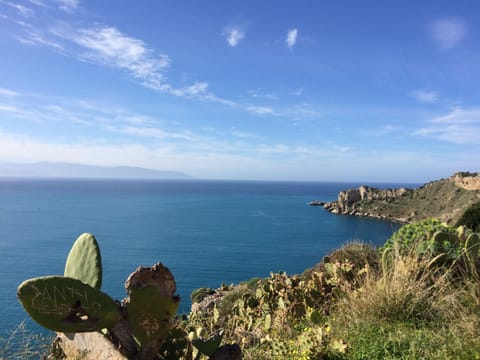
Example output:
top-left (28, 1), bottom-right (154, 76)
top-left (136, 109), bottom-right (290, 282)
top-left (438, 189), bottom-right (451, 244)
top-left (308, 200), bottom-right (325, 206)
top-left (313, 172), bottom-right (480, 225)
top-left (321, 185), bottom-right (411, 221)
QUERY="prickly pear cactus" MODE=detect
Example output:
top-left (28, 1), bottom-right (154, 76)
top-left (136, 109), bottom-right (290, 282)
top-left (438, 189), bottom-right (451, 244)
top-left (126, 286), bottom-right (179, 359)
top-left (192, 332), bottom-right (223, 357)
top-left (17, 276), bottom-right (121, 333)
top-left (124, 263), bottom-right (180, 360)
top-left (429, 231), bottom-right (457, 255)
top-left (64, 233), bottom-right (102, 289)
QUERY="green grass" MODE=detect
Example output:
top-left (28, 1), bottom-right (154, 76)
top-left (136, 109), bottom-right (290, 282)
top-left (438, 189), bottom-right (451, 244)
top-left (337, 322), bottom-right (480, 360)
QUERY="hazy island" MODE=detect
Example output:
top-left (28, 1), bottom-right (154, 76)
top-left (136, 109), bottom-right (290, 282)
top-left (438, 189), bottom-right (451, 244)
top-left (0, 162), bottom-right (191, 180)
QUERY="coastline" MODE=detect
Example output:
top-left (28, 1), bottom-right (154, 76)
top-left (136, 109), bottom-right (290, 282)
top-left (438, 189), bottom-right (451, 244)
top-left (312, 172), bottom-right (480, 225)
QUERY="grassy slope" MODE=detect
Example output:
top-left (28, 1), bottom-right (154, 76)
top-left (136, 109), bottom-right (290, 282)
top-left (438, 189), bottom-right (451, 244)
top-left (188, 239), bottom-right (480, 360)
top-left (351, 178), bottom-right (480, 224)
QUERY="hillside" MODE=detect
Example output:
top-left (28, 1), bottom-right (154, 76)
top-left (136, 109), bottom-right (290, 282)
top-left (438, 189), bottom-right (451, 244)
top-left (0, 162), bottom-right (191, 179)
top-left (320, 172), bottom-right (480, 224)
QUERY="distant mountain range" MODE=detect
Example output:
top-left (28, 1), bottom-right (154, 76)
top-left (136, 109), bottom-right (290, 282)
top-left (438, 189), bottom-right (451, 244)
top-left (0, 162), bottom-right (192, 179)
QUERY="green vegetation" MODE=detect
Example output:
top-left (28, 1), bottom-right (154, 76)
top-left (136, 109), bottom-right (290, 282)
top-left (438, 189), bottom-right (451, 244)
top-left (187, 221), bottom-right (480, 359)
top-left (340, 176), bottom-right (480, 224)
top-left (190, 287), bottom-right (215, 304)
top-left (13, 219), bottom-right (480, 359)
top-left (457, 201), bottom-right (480, 230)
top-left (64, 233), bottom-right (102, 289)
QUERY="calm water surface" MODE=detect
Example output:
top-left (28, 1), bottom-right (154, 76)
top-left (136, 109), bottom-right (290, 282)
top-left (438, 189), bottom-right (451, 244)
top-left (0, 179), bottom-right (413, 333)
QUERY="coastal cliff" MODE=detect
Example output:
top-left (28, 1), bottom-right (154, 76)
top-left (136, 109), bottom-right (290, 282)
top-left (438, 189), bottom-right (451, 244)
top-left (319, 172), bottom-right (480, 224)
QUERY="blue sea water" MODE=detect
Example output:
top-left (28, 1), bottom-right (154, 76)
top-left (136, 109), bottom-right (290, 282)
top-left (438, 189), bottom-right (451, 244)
top-left (0, 179), bottom-right (412, 334)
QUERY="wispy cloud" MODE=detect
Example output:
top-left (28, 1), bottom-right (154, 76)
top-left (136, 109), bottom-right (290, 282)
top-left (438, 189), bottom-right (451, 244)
top-left (286, 28), bottom-right (298, 49)
top-left (107, 125), bottom-right (198, 141)
top-left (170, 82), bottom-right (208, 97)
top-left (27, 0), bottom-right (47, 7)
top-left (6, 2), bottom-right (33, 17)
top-left (411, 89), bottom-right (438, 103)
top-left (247, 106), bottom-right (274, 116)
top-left (56, 0), bottom-right (79, 13)
top-left (0, 87), bottom-right (20, 96)
top-left (70, 26), bottom-right (171, 91)
top-left (0, 94), bottom-right (207, 144)
top-left (246, 89), bottom-right (278, 100)
top-left (224, 26), bottom-right (245, 47)
top-left (430, 18), bottom-right (466, 50)
top-left (17, 29), bottom-right (64, 50)
top-left (0, 103), bottom-right (25, 113)
top-left (284, 103), bottom-right (324, 121)
top-left (13, 20), bottom-right (235, 104)
top-left (415, 107), bottom-right (480, 144)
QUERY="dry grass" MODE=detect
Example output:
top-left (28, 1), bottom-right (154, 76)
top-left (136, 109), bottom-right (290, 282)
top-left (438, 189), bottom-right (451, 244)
top-left (330, 243), bottom-right (480, 359)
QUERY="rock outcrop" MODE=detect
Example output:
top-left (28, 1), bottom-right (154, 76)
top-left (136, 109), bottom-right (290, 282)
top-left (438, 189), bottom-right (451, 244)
top-left (323, 186), bottom-right (411, 217)
top-left (317, 172), bottom-right (480, 225)
top-left (453, 172), bottom-right (480, 191)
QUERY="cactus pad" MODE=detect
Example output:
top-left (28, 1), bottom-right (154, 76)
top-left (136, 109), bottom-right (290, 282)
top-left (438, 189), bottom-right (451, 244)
top-left (64, 233), bottom-right (102, 289)
top-left (126, 286), bottom-right (179, 359)
top-left (17, 276), bottom-right (120, 332)
top-left (192, 332), bottom-right (223, 357)
top-left (429, 231), bottom-right (456, 254)
top-left (124, 263), bottom-right (179, 359)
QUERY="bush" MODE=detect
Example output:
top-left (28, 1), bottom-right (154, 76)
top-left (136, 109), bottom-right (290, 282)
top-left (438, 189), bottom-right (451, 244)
top-left (456, 202), bottom-right (480, 230)
top-left (314, 242), bottom-right (379, 275)
top-left (190, 287), bottom-right (215, 304)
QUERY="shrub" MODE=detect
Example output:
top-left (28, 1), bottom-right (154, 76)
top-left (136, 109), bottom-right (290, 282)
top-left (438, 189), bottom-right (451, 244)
top-left (456, 202), bottom-right (480, 231)
top-left (313, 242), bottom-right (379, 275)
top-left (191, 287), bottom-right (215, 304)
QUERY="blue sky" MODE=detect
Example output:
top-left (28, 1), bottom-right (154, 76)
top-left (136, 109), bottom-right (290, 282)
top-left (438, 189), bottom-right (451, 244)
top-left (0, 0), bottom-right (479, 182)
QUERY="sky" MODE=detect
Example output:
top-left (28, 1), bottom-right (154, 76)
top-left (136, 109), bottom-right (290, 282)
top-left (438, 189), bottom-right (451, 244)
top-left (0, 0), bottom-right (479, 182)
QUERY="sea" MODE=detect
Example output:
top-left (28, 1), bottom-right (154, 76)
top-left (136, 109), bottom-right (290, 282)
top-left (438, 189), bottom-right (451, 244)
top-left (0, 179), bottom-right (416, 335)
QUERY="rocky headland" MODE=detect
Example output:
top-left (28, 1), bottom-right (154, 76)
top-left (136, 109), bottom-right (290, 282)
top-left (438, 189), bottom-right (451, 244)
top-left (317, 172), bottom-right (480, 224)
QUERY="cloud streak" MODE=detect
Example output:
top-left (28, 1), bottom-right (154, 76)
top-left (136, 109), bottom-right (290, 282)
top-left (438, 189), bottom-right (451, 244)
top-left (72, 26), bottom-right (171, 91)
top-left (247, 106), bottom-right (274, 116)
top-left (15, 21), bottom-right (235, 104)
top-left (0, 87), bottom-right (20, 96)
top-left (5, 2), bottom-right (33, 17)
top-left (57, 0), bottom-right (79, 12)
top-left (415, 107), bottom-right (480, 145)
